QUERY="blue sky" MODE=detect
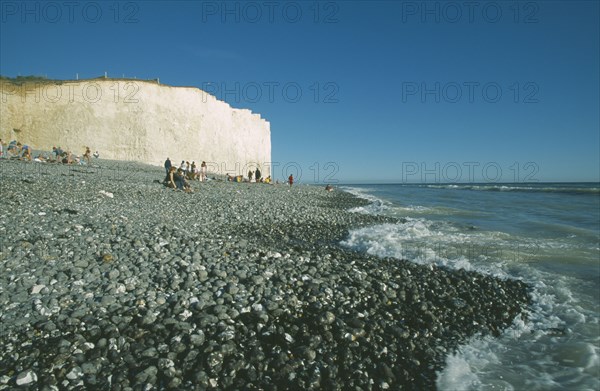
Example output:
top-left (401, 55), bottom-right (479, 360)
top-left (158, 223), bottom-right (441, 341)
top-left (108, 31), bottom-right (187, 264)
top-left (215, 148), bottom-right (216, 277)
top-left (1, 0), bottom-right (598, 183)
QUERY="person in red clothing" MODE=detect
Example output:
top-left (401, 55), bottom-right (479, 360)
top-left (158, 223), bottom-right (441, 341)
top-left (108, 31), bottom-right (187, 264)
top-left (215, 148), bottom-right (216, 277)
top-left (288, 174), bottom-right (294, 187)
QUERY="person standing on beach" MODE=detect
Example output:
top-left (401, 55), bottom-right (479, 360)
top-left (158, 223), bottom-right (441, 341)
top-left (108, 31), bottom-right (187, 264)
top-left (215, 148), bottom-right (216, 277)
top-left (248, 170), bottom-right (253, 182)
top-left (164, 158), bottom-right (172, 176)
top-left (288, 174), bottom-right (294, 187)
top-left (83, 147), bottom-right (91, 165)
top-left (255, 168), bottom-right (262, 182)
top-left (190, 161), bottom-right (197, 180)
top-left (201, 161), bottom-right (207, 182)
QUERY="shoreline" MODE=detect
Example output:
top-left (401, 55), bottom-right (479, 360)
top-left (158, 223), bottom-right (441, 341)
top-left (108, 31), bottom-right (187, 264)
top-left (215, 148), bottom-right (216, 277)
top-left (0, 159), bottom-right (531, 389)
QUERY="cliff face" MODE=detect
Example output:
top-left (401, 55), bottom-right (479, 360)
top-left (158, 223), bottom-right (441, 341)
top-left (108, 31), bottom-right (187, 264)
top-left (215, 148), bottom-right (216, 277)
top-left (0, 79), bottom-right (271, 176)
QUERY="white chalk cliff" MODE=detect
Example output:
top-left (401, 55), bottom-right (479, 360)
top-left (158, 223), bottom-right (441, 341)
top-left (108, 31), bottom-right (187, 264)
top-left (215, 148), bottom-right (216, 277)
top-left (0, 78), bottom-right (271, 175)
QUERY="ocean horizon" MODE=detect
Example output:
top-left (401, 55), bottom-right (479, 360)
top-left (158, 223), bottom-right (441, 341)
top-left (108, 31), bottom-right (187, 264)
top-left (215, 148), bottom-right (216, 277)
top-left (338, 181), bottom-right (600, 186)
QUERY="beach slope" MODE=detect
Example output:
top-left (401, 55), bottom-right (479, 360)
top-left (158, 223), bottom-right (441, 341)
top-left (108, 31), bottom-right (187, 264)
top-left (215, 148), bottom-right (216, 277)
top-left (0, 159), bottom-right (530, 389)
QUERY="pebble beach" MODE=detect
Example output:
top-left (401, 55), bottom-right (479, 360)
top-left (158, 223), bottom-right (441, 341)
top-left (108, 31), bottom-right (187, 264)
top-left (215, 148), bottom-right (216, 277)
top-left (0, 159), bottom-right (531, 390)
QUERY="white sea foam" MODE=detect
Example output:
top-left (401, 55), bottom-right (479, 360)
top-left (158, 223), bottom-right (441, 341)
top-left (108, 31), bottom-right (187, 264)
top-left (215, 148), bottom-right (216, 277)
top-left (340, 218), bottom-right (515, 275)
top-left (438, 272), bottom-right (600, 391)
top-left (342, 186), bottom-right (481, 217)
top-left (341, 186), bottom-right (390, 214)
top-left (393, 204), bottom-right (433, 213)
top-left (342, 222), bottom-right (600, 389)
top-left (341, 186), bottom-right (380, 202)
top-left (339, 187), bottom-right (600, 390)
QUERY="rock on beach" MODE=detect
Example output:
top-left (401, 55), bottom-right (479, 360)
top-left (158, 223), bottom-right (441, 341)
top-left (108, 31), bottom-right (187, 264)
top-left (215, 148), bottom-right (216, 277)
top-left (0, 159), bottom-right (531, 389)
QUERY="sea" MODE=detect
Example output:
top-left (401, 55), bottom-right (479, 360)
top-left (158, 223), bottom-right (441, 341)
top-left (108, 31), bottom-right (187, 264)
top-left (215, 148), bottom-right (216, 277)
top-left (339, 183), bottom-right (599, 390)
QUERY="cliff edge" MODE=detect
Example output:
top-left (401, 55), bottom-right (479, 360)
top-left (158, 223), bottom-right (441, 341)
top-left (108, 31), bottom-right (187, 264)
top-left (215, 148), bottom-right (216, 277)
top-left (0, 77), bottom-right (271, 176)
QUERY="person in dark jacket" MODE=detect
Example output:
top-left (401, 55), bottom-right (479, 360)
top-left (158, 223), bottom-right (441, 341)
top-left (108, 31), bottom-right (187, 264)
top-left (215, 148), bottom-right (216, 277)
top-left (164, 157), bottom-right (172, 176)
top-left (255, 168), bottom-right (262, 182)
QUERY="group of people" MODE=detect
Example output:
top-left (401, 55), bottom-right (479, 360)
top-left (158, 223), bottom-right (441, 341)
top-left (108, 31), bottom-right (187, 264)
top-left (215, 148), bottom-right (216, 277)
top-left (0, 139), bottom-right (99, 165)
top-left (164, 165), bottom-right (194, 193)
top-left (50, 146), bottom-right (96, 165)
top-left (1, 143), bottom-right (334, 194)
top-left (224, 168), bottom-right (273, 184)
top-left (163, 157), bottom-right (209, 192)
top-left (226, 172), bottom-right (273, 184)
top-left (162, 156), bottom-right (289, 192)
top-left (225, 172), bottom-right (294, 187)
top-left (164, 158), bottom-right (207, 182)
top-left (0, 139), bottom-right (33, 161)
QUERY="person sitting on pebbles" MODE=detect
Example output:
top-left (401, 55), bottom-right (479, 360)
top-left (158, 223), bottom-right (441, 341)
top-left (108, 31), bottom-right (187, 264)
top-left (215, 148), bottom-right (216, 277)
top-left (325, 184), bottom-right (334, 192)
top-left (34, 154), bottom-right (48, 162)
top-left (51, 146), bottom-right (63, 162)
top-left (165, 166), bottom-right (177, 189)
top-left (175, 168), bottom-right (186, 190)
top-left (8, 141), bottom-right (20, 158)
top-left (62, 151), bottom-right (74, 164)
top-left (169, 168), bottom-right (193, 193)
top-left (21, 144), bottom-right (32, 161)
